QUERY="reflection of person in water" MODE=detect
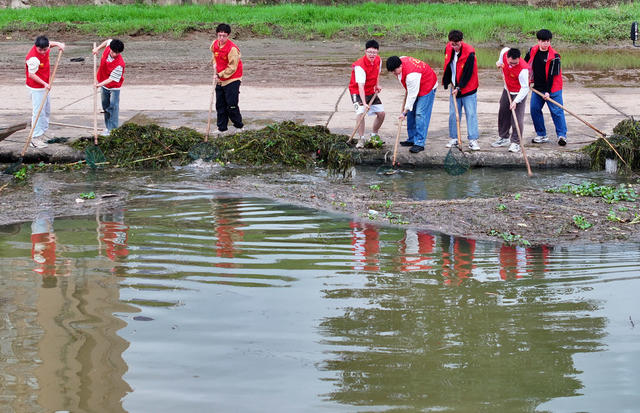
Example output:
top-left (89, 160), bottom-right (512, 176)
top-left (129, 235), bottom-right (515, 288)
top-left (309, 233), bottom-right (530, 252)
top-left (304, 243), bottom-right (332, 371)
top-left (98, 207), bottom-right (129, 262)
top-left (441, 235), bottom-right (476, 285)
top-left (499, 245), bottom-right (524, 280)
top-left (399, 229), bottom-right (435, 271)
top-left (350, 221), bottom-right (380, 271)
top-left (212, 199), bottom-right (245, 268)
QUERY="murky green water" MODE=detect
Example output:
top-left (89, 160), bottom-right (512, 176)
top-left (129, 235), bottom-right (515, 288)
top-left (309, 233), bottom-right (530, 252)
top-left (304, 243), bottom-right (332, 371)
top-left (1, 171), bottom-right (639, 412)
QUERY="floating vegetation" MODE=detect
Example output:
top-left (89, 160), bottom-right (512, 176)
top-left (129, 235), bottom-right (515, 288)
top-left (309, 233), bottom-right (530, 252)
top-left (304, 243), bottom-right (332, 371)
top-left (582, 118), bottom-right (640, 173)
top-left (72, 121), bottom-right (358, 175)
top-left (545, 181), bottom-right (638, 204)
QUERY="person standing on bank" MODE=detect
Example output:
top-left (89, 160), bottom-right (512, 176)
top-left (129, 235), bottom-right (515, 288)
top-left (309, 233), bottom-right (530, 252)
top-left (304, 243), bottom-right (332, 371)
top-left (25, 35), bottom-right (65, 149)
top-left (210, 23), bottom-right (243, 134)
top-left (93, 38), bottom-right (125, 136)
top-left (442, 30), bottom-right (480, 151)
top-left (492, 47), bottom-right (529, 153)
top-left (349, 39), bottom-right (385, 149)
top-left (525, 29), bottom-right (567, 146)
top-left (386, 56), bottom-right (438, 154)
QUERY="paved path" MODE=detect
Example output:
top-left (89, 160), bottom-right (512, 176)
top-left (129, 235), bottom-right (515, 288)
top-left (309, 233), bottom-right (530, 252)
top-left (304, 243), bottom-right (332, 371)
top-left (1, 77), bottom-right (637, 169)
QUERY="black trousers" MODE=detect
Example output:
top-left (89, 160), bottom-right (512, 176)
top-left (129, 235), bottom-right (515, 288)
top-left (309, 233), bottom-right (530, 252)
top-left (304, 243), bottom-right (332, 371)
top-left (215, 80), bottom-right (243, 131)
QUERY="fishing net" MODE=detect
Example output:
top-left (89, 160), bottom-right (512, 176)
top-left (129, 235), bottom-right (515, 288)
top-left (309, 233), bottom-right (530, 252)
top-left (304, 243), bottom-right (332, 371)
top-left (85, 144), bottom-right (107, 169)
top-left (444, 146), bottom-right (470, 176)
top-left (188, 141), bottom-right (219, 162)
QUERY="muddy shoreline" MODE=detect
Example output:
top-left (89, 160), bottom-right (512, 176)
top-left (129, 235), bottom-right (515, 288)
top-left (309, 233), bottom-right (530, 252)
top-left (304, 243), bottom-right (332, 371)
top-left (1, 168), bottom-right (639, 247)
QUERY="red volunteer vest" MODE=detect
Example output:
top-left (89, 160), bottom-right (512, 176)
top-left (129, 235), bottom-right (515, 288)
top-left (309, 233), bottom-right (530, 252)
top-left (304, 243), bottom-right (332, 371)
top-left (526, 45), bottom-right (563, 93)
top-left (348, 55), bottom-right (381, 95)
top-left (212, 39), bottom-right (243, 82)
top-left (443, 42), bottom-right (479, 94)
top-left (400, 56), bottom-right (437, 97)
top-left (502, 54), bottom-right (528, 93)
top-left (25, 45), bottom-right (50, 89)
top-left (97, 46), bottom-right (125, 89)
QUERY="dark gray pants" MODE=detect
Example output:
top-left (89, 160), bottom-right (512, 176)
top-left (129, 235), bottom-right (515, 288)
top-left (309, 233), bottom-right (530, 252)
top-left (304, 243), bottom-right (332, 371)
top-left (498, 89), bottom-right (526, 144)
top-left (216, 80), bottom-right (243, 131)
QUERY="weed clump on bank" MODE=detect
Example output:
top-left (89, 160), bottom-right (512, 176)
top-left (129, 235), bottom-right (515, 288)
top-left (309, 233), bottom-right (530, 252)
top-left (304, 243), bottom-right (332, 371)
top-left (582, 118), bottom-right (640, 173)
top-left (72, 121), bottom-right (358, 175)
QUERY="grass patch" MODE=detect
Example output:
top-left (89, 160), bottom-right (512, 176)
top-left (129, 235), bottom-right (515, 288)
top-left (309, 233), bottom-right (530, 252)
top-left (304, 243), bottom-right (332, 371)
top-left (1, 2), bottom-right (639, 44)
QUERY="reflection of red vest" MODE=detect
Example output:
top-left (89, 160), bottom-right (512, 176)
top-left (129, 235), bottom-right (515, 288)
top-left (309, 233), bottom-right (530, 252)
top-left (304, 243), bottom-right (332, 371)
top-left (443, 42), bottom-right (478, 94)
top-left (350, 222), bottom-right (380, 271)
top-left (100, 221), bottom-right (129, 261)
top-left (502, 54), bottom-right (528, 93)
top-left (31, 232), bottom-right (56, 276)
top-left (212, 39), bottom-right (243, 82)
top-left (25, 45), bottom-right (50, 89)
top-left (526, 45), bottom-right (563, 93)
top-left (97, 46), bottom-right (125, 89)
top-left (400, 56), bottom-right (437, 97)
top-left (349, 55), bottom-right (380, 95)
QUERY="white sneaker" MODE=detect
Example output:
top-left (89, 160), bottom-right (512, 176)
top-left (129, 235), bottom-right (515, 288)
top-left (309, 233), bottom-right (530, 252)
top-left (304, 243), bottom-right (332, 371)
top-left (355, 136), bottom-right (365, 149)
top-left (532, 135), bottom-right (548, 144)
top-left (100, 129), bottom-right (110, 137)
top-left (468, 140), bottom-right (480, 151)
top-left (491, 137), bottom-right (509, 147)
top-left (508, 142), bottom-right (521, 153)
top-left (445, 138), bottom-right (458, 148)
top-left (30, 136), bottom-right (48, 149)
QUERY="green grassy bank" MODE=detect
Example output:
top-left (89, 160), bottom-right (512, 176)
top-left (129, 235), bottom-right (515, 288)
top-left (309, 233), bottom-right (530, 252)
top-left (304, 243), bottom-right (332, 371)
top-left (1, 2), bottom-right (639, 45)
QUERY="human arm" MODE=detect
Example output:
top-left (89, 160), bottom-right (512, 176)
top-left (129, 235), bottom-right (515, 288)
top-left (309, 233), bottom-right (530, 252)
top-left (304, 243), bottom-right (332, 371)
top-left (496, 47), bottom-right (509, 68)
top-left (353, 65), bottom-right (368, 107)
top-left (401, 72), bottom-right (421, 117)
top-left (96, 64), bottom-right (123, 88)
top-left (26, 57), bottom-right (49, 89)
top-left (512, 68), bottom-right (529, 107)
top-left (50, 41), bottom-right (65, 51)
top-left (92, 39), bottom-right (110, 55)
top-left (454, 52), bottom-right (475, 95)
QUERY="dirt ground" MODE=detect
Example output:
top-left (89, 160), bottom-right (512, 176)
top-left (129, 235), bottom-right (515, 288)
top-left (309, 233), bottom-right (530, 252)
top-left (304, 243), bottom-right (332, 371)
top-left (1, 33), bottom-right (639, 246)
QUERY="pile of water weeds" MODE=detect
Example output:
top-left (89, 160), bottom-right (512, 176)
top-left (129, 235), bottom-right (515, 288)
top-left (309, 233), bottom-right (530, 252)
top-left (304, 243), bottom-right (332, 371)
top-left (72, 121), bottom-right (359, 175)
top-left (582, 118), bottom-right (640, 173)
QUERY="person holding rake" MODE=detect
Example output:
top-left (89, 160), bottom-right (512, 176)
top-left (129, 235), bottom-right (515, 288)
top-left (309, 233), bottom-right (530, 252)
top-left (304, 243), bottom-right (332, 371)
top-left (349, 39), bottom-right (385, 149)
top-left (93, 38), bottom-right (126, 136)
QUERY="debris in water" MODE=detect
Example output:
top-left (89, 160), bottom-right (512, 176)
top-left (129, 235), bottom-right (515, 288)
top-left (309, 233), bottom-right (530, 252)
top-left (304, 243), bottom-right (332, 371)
top-left (582, 118), bottom-right (640, 173)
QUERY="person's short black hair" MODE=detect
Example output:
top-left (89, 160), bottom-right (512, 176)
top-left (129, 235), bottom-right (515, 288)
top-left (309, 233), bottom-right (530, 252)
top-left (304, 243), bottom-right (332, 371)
top-left (365, 39), bottom-right (379, 50)
top-left (110, 39), bottom-right (124, 53)
top-left (536, 29), bottom-right (553, 41)
top-left (35, 35), bottom-right (49, 48)
top-left (507, 48), bottom-right (521, 59)
top-left (216, 23), bottom-right (232, 34)
top-left (386, 56), bottom-right (401, 72)
top-left (448, 30), bottom-right (464, 42)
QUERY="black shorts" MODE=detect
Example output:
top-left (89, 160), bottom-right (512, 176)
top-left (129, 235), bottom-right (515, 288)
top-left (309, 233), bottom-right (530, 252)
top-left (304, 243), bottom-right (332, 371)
top-left (351, 93), bottom-right (382, 106)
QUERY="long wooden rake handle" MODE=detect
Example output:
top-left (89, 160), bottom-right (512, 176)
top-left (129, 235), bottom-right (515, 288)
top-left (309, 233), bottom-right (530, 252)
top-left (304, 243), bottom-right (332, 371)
top-left (503, 75), bottom-right (532, 177)
top-left (452, 92), bottom-right (463, 150)
top-left (22, 49), bottom-right (63, 156)
top-left (205, 63), bottom-right (216, 142)
top-left (348, 92), bottom-right (378, 143)
top-left (391, 92), bottom-right (408, 166)
top-left (530, 87), bottom-right (628, 168)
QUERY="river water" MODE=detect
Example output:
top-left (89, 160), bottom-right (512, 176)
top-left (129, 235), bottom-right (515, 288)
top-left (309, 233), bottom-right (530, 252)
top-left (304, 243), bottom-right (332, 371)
top-left (1, 169), bottom-right (639, 412)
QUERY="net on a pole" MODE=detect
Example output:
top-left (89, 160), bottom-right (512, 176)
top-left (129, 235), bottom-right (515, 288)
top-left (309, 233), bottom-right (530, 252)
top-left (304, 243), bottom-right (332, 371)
top-left (444, 146), bottom-right (470, 176)
top-left (85, 145), bottom-right (107, 169)
top-left (188, 142), bottom-right (219, 162)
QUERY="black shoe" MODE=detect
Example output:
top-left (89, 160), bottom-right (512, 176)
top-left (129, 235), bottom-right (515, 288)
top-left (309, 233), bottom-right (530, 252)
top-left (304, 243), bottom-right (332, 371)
top-left (557, 136), bottom-right (567, 146)
top-left (399, 140), bottom-right (413, 147)
top-left (409, 145), bottom-right (424, 153)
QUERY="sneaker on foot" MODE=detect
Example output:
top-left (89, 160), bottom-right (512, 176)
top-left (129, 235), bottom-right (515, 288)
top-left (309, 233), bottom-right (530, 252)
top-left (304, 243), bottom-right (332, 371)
top-left (409, 145), bottom-right (424, 153)
top-left (468, 140), bottom-right (480, 151)
top-left (446, 138), bottom-right (458, 148)
top-left (370, 133), bottom-right (381, 139)
top-left (100, 129), bottom-right (110, 137)
top-left (355, 136), bottom-right (365, 149)
top-left (557, 136), bottom-right (567, 146)
top-left (30, 136), bottom-right (48, 149)
top-left (491, 137), bottom-right (510, 147)
top-left (508, 142), bottom-right (521, 153)
top-left (399, 140), bottom-right (414, 147)
top-left (532, 135), bottom-right (548, 144)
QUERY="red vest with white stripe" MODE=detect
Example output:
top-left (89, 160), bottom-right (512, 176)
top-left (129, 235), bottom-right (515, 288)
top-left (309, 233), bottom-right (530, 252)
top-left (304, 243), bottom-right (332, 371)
top-left (97, 46), bottom-right (125, 89)
top-left (348, 55), bottom-right (381, 95)
top-left (443, 42), bottom-right (479, 94)
top-left (25, 45), bottom-right (50, 89)
top-left (400, 56), bottom-right (437, 96)
top-left (212, 39), bottom-right (243, 82)
top-left (502, 54), bottom-right (528, 93)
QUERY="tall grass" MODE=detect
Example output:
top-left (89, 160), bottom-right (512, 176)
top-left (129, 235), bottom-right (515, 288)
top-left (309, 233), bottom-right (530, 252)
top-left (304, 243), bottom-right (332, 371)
top-left (1, 2), bottom-right (639, 44)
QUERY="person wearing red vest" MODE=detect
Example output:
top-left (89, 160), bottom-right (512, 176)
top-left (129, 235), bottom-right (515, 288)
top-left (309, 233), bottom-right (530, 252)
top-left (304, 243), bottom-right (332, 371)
top-left (525, 29), bottom-right (567, 146)
top-left (349, 39), bottom-right (385, 149)
top-left (210, 23), bottom-right (244, 134)
top-left (93, 38), bottom-right (125, 135)
top-left (386, 56), bottom-right (438, 154)
top-left (492, 47), bottom-right (530, 153)
top-left (442, 30), bottom-right (480, 151)
top-left (25, 35), bottom-right (65, 149)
